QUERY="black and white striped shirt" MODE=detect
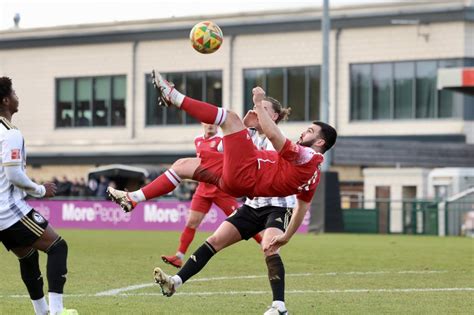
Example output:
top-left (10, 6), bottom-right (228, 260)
top-left (244, 128), bottom-right (296, 209)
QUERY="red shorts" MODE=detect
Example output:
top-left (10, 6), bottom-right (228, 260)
top-left (190, 192), bottom-right (238, 216)
top-left (195, 129), bottom-right (257, 198)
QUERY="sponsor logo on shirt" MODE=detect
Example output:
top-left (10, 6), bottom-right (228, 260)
top-left (290, 143), bottom-right (299, 153)
top-left (11, 149), bottom-right (21, 160)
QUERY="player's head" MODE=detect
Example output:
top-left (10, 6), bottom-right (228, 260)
top-left (297, 121), bottom-right (337, 153)
top-left (202, 123), bottom-right (218, 138)
top-left (0, 77), bottom-right (19, 114)
top-left (263, 96), bottom-right (291, 124)
top-left (251, 96), bottom-right (291, 124)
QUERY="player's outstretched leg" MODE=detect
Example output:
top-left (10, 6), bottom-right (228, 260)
top-left (153, 268), bottom-right (176, 297)
top-left (153, 222), bottom-right (242, 297)
top-left (108, 158), bottom-right (201, 212)
top-left (153, 70), bottom-right (247, 137)
top-left (152, 70), bottom-right (228, 125)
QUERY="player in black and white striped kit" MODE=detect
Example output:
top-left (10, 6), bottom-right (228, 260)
top-left (0, 77), bottom-right (76, 315)
top-left (156, 96), bottom-right (295, 315)
top-left (242, 126), bottom-right (296, 315)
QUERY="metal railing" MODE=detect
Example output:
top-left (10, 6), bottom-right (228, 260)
top-left (342, 194), bottom-right (474, 236)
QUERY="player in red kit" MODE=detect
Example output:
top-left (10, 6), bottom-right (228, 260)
top-left (161, 123), bottom-right (261, 268)
top-left (108, 71), bottom-right (336, 313)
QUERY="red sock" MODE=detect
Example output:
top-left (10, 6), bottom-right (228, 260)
top-left (178, 226), bottom-right (196, 254)
top-left (181, 96), bottom-right (227, 125)
top-left (142, 169), bottom-right (181, 200)
top-left (252, 233), bottom-right (262, 244)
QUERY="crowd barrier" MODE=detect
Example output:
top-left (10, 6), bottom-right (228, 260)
top-left (29, 200), bottom-right (310, 233)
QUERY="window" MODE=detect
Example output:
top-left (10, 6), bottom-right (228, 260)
top-left (350, 64), bottom-right (371, 120)
top-left (243, 66), bottom-right (320, 121)
top-left (56, 75), bottom-right (126, 128)
top-left (145, 71), bottom-right (222, 126)
top-left (394, 62), bottom-right (414, 119)
top-left (415, 61), bottom-right (436, 118)
top-left (372, 63), bottom-right (392, 119)
top-left (350, 58), bottom-right (473, 121)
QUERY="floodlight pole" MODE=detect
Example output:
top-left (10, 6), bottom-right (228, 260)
top-left (321, 0), bottom-right (331, 171)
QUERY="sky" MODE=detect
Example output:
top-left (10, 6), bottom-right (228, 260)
top-left (0, 0), bottom-right (396, 30)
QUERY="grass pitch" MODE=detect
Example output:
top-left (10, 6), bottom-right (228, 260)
top-left (0, 230), bottom-right (473, 314)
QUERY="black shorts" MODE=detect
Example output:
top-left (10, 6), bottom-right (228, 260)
top-left (0, 209), bottom-right (49, 251)
top-left (226, 204), bottom-right (292, 240)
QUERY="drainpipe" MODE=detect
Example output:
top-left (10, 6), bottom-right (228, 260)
top-left (321, 0), bottom-right (331, 171)
top-left (334, 28), bottom-right (342, 131)
top-left (228, 35), bottom-right (236, 110)
top-left (131, 40), bottom-right (139, 139)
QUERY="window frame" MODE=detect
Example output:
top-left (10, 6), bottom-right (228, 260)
top-left (349, 58), bottom-right (473, 122)
top-left (55, 75), bottom-right (126, 129)
top-left (145, 70), bottom-right (223, 126)
top-left (242, 65), bottom-right (321, 122)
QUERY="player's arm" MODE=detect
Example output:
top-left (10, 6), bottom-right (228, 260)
top-left (243, 109), bottom-right (259, 128)
top-left (252, 87), bottom-right (286, 152)
top-left (2, 130), bottom-right (54, 198)
top-left (4, 165), bottom-right (46, 197)
top-left (264, 198), bottom-right (311, 253)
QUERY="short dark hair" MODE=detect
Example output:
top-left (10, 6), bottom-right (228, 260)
top-left (313, 121), bottom-right (337, 153)
top-left (0, 77), bottom-right (13, 101)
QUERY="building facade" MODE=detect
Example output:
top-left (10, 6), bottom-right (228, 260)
top-left (0, 0), bottom-right (472, 194)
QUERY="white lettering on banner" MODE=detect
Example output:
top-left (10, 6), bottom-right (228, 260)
top-left (62, 203), bottom-right (131, 224)
top-left (95, 203), bottom-right (131, 224)
top-left (62, 204), bottom-right (95, 222)
top-left (143, 204), bottom-right (188, 223)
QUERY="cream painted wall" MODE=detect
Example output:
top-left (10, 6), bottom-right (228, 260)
top-left (465, 22), bottom-right (474, 57)
top-left (336, 22), bottom-right (468, 138)
top-left (0, 19), bottom-right (470, 157)
top-left (363, 168), bottom-right (431, 233)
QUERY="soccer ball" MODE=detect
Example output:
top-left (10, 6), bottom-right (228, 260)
top-left (189, 21), bottom-right (223, 54)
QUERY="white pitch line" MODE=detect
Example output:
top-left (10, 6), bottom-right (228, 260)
top-left (1, 288), bottom-right (473, 299)
top-left (95, 273), bottom-right (311, 296)
top-left (123, 287), bottom-right (474, 296)
top-left (94, 270), bottom-right (447, 296)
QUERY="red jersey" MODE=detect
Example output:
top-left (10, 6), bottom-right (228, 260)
top-left (196, 130), bottom-right (324, 203)
top-left (193, 134), bottom-right (224, 198)
top-left (253, 139), bottom-right (324, 202)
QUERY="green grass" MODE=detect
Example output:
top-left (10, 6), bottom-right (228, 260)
top-left (1, 230), bottom-right (473, 314)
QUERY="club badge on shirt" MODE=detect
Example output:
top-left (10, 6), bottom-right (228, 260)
top-left (32, 212), bottom-right (46, 224)
top-left (10, 149), bottom-right (21, 160)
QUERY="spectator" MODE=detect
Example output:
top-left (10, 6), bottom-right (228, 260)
top-left (95, 176), bottom-right (109, 198)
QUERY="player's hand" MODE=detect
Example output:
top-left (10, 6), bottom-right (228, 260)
top-left (43, 182), bottom-right (57, 198)
top-left (243, 110), bottom-right (259, 128)
top-left (252, 86), bottom-right (266, 106)
top-left (264, 234), bottom-right (290, 253)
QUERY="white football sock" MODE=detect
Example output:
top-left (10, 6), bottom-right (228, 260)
top-left (48, 292), bottom-right (63, 315)
top-left (129, 189), bottom-right (146, 202)
top-left (176, 252), bottom-right (185, 260)
top-left (169, 89), bottom-right (185, 107)
top-left (31, 296), bottom-right (48, 315)
top-left (272, 300), bottom-right (286, 312)
top-left (171, 275), bottom-right (183, 289)
top-left (158, 74), bottom-right (185, 107)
